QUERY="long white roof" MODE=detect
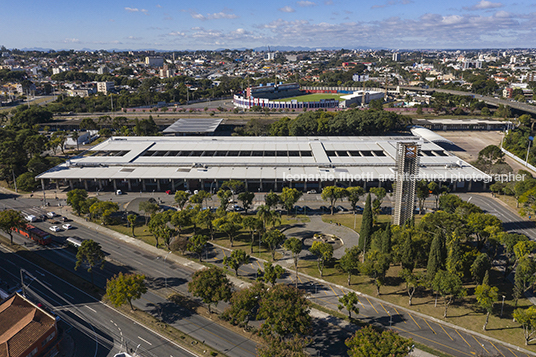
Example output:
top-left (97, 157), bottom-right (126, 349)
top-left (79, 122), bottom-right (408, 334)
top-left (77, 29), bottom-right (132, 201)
top-left (37, 136), bottom-right (489, 182)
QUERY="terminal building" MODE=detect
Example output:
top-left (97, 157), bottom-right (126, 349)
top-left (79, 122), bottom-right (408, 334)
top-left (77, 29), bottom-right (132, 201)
top-left (36, 136), bottom-right (490, 193)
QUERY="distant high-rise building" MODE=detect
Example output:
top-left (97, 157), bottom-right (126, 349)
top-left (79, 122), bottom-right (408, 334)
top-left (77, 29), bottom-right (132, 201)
top-left (392, 53), bottom-right (400, 62)
top-left (97, 81), bottom-right (114, 95)
top-left (393, 142), bottom-right (420, 226)
top-left (145, 56), bottom-right (164, 67)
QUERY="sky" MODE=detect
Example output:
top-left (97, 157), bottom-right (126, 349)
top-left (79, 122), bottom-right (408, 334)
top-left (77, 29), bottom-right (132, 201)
top-left (2, 0), bottom-right (536, 51)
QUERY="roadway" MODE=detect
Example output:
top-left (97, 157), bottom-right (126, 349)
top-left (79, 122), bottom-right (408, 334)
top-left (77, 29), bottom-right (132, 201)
top-left (395, 86), bottom-right (536, 116)
top-left (2, 193), bottom-right (535, 357)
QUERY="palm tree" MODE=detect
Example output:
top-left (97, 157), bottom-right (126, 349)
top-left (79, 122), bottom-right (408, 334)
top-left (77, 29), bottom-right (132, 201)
top-left (71, 131), bottom-right (80, 152)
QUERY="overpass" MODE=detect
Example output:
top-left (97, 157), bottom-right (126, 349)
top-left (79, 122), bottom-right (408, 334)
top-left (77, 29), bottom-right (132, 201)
top-left (391, 86), bottom-right (536, 116)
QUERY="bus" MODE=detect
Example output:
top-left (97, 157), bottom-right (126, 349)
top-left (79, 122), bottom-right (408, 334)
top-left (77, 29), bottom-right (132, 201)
top-left (66, 237), bottom-right (84, 249)
top-left (13, 224), bottom-right (53, 245)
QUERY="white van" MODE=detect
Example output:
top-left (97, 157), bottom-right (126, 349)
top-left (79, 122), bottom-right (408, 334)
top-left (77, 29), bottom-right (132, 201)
top-left (46, 212), bottom-right (56, 218)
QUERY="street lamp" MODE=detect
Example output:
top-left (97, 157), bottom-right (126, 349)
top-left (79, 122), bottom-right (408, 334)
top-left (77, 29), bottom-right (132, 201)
top-left (163, 251), bottom-right (171, 288)
top-left (526, 136), bottom-right (534, 166)
top-left (501, 295), bottom-right (506, 317)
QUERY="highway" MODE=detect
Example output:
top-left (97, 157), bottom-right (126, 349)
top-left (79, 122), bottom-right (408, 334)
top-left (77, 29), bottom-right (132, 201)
top-left (0, 246), bottom-right (199, 357)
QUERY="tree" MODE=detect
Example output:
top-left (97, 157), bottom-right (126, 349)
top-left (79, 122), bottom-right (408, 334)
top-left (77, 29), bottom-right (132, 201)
top-left (222, 180), bottom-right (244, 198)
top-left (470, 253), bottom-right (491, 284)
top-left (194, 208), bottom-right (215, 240)
top-left (416, 180), bottom-right (430, 214)
top-left (70, 130), bottom-right (80, 152)
top-left (514, 306), bottom-right (536, 345)
top-left (89, 201), bottom-right (119, 225)
top-left (476, 145), bottom-right (505, 173)
top-left (127, 214), bottom-right (137, 237)
top-left (466, 212), bottom-right (502, 249)
top-left (399, 229), bottom-right (415, 271)
top-left (262, 229), bottom-right (286, 260)
top-left (257, 335), bottom-right (311, 357)
top-left (148, 211), bottom-right (173, 248)
top-left (188, 267), bottom-right (232, 313)
top-left (242, 216), bottom-right (262, 252)
top-left (106, 272), bottom-right (147, 310)
top-left (400, 269), bottom-right (424, 306)
top-left (427, 234), bottom-right (445, 281)
top-left (237, 191), bottom-right (255, 213)
top-left (171, 209), bottom-right (192, 237)
top-left (369, 187), bottom-right (386, 217)
top-left (359, 194), bottom-right (373, 255)
top-left (338, 292), bottom-right (360, 318)
top-left (345, 325), bottom-right (413, 357)
top-left (223, 281), bottom-right (265, 327)
top-left (475, 283), bottom-right (499, 331)
top-left (139, 200), bottom-right (159, 225)
top-left (309, 241), bottom-right (333, 277)
top-left (213, 212), bottom-right (242, 247)
top-left (75, 239), bottom-right (105, 285)
top-left (214, 189), bottom-right (231, 213)
top-left (67, 188), bottom-right (88, 216)
top-left (337, 246), bottom-right (361, 286)
top-left (174, 190), bottom-right (191, 210)
top-left (265, 191), bottom-right (280, 210)
top-left (284, 237), bottom-right (303, 287)
top-left (514, 255), bottom-right (536, 306)
top-left (16, 172), bottom-right (37, 192)
top-left (0, 209), bottom-right (26, 244)
top-left (279, 187), bottom-right (303, 215)
top-left (257, 262), bottom-right (285, 286)
top-left (223, 249), bottom-right (250, 276)
top-left (321, 186), bottom-right (347, 215)
top-left (258, 283), bottom-right (311, 339)
top-left (347, 186), bottom-right (365, 213)
top-left (359, 250), bottom-right (391, 295)
top-left (432, 270), bottom-right (466, 318)
top-left (190, 190), bottom-right (212, 207)
top-left (187, 234), bottom-right (208, 261)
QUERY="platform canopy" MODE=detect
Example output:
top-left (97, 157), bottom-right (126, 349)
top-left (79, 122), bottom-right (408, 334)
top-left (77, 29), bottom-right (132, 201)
top-left (162, 118), bottom-right (223, 134)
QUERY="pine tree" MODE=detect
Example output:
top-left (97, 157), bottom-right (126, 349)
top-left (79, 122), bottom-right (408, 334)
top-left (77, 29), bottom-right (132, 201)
top-left (381, 222), bottom-right (392, 254)
top-left (427, 234), bottom-right (445, 281)
top-left (359, 193), bottom-right (373, 255)
top-left (400, 230), bottom-right (415, 272)
top-left (446, 234), bottom-right (464, 278)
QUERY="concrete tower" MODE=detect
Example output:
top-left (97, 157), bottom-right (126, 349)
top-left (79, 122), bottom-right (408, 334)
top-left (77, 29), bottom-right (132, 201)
top-left (393, 142), bottom-right (421, 226)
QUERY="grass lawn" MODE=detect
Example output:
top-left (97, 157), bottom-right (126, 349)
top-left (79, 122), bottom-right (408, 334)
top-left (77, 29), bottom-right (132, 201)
top-left (321, 213), bottom-right (395, 232)
top-left (278, 93), bottom-right (345, 102)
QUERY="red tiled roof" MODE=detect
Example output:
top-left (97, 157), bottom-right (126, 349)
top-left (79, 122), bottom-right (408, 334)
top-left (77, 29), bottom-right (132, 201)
top-left (0, 294), bottom-right (56, 357)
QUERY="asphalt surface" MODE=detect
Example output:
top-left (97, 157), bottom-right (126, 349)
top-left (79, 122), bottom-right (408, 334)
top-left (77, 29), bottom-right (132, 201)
top-left (2, 192), bottom-right (536, 357)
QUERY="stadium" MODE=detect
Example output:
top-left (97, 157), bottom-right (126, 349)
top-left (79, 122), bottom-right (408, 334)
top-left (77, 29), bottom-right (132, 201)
top-left (233, 83), bottom-right (385, 110)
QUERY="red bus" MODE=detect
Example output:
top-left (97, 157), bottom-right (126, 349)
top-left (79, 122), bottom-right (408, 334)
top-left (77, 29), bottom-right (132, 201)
top-left (13, 224), bottom-right (53, 245)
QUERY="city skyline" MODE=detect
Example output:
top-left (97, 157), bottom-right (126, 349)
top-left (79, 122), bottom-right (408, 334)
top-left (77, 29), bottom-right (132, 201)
top-left (2, 0), bottom-right (536, 51)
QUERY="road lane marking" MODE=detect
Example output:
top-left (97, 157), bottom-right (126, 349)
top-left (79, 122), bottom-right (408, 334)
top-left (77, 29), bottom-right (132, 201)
top-left (392, 325), bottom-right (473, 357)
top-left (379, 302), bottom-right (390, 315)
top-left (472, 336), bottom-right (489, 355)
top-left (329, 285), bottom-right (338, 296)
top-left (365, 297), bottom-right (379, 314)
top-left (507, 348), bottom-right (519, 357)
top-left (64, 293), bottom-right (74, 300)
top-left (423, 318), bottom-right (437, 334)
top-left (43, 281), bottom-right (52, 287)
top-left (438, 323), bottom-right (453, 340)
top-left (256, 260), bottom-right (263, 270)
top-left (408, 313), bottom-right (421, 329)
top-left (138, 336), bottom-right (153, 346)
top-left (35, 270), bottom-right (46, 276)
top-left (456, 330), bottom-right (472, 348)
top-left (85, 306), bottom-right (97, 313)
top-left (489, 341), bottom-right (505, 357)
top-left (393, 307), bottom-right (406, 323)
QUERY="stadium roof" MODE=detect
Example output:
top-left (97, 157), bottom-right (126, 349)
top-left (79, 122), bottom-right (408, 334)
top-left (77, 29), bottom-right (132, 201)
top-left (37, 136), bottom-right (490, 183)
top-left (162, 118), bottom-right (223, 134)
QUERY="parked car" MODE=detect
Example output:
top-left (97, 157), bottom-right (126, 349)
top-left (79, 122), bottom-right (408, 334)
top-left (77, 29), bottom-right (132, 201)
top-left (24, 214), bottom-right (37, 222)
top-left (306, 189), bottom-right (317, 194)
top-left (49, 226), bottom-right (60, 232)
top-left (319, 205), bottom-right (330, 213)
top-left (353, 206), bottom-right (364, 213)
top-left (165, 190), bottom-right (173, 195)
top-left (46, 212), bottom-right (56, 218)
top-left (116, 189), bottom-right (123, 195)
top-left (62, 224), bottom-right (72, 230)
top-left (302, 205), bottom-right (313, 213)
top-left (336, 205), bottom-right (348, 212)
